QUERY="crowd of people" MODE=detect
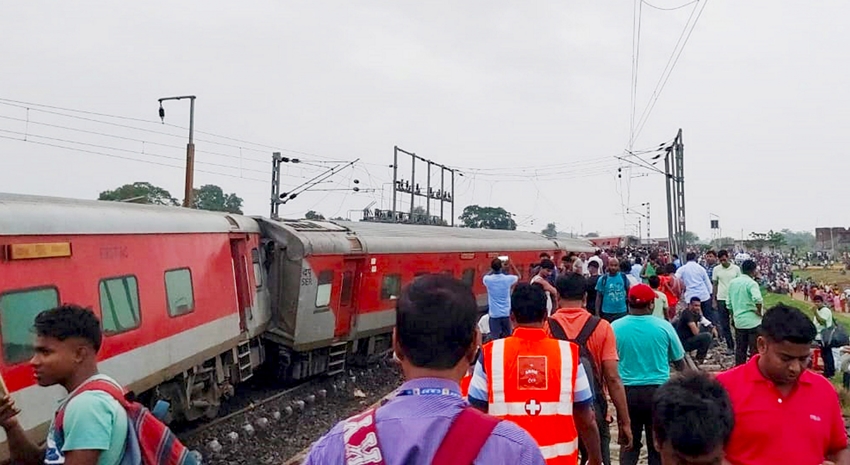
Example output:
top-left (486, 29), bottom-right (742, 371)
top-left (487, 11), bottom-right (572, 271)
top-left (2, 249), bottom-right (849, 465)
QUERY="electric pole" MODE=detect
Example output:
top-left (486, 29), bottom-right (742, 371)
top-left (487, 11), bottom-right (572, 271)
top-left (664, 129), bottom-right (686, 254)
top-left (391, 146), bottom-right (456, 226)
top-left (158, 95), bottom-right (196, 208)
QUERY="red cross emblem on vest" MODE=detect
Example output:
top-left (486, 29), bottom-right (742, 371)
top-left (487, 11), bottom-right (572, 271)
top-left (525, 399), bottom-right (542, 416)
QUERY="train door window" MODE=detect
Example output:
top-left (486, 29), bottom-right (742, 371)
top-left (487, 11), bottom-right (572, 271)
top-left (164, 268), bottom-right (195, 317)
top-left (0, 287), bottom-right (59, 364)
top-left (381, 274), bottom-right (401, 300)
top-left (251, 248), bottom-right (263, 288)
top-left (315, 270), bottom-right (333, 307)
top-left (100, 276), bottom-right (141, 335)
top-left (461, 268), bottom-right (476, 287)
top-left (340, 271), bottom-right (354, 306)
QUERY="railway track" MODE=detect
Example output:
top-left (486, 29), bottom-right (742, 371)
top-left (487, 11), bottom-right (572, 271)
top-left (179, 361), bottom-right (402, 465)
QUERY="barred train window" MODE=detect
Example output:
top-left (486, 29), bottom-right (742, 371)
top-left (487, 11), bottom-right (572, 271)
top-left (100, 276), bottom-right (141, 334)
top-left (0, 287), bottom-right (59, 364)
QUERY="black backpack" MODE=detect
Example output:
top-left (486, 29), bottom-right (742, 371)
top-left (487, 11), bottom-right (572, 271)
top-left (548, 316), bottom-right (603, 403)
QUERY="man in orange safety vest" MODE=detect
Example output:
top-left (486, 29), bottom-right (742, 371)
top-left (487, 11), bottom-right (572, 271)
top-left (468, 283), bottom-right (602, 465)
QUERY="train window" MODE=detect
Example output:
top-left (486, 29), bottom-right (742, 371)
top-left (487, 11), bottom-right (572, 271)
top-left (251, 248), bottom-right (263, 288)
top-left (461, 268), bottom-right (476, 287)
top-left (0, 287), bottom-right (59, 364)
top-left (381, 274), bottom-right (401, 300)
top-left (165, 268), bottom-right (195, 317)
top-left (100, 276), bottom-right (141, 335)
top-left (340, 271), bottom-right (354, 306)
top-left (315, 270), bottom-right (333, 307)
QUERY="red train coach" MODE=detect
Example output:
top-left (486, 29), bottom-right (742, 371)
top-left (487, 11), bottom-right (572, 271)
top-left (0, 194), bottom-right (269, 460)
top-left (256, 218), bottom-right (595, 380)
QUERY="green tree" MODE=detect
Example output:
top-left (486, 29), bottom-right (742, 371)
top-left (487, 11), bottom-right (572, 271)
top-left (541, 223), bottom-right (558, 238)
top-left (98, 182), bottom-right (178, 205)
top-left (585, 231), bottom-right (600, 238)
top-left (459, 205), bottom-right (517, 230)
top-left (677, 231), bottom-right (700, 246)
top-left (192, 184), bottom-right (243, 214)
top-left (781, 229), bottom-right (815, 251)
top-left (305, 210), bottom-right (325, 220)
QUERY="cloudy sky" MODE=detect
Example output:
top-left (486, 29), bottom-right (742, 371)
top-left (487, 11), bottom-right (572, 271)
top-left (2, 1), bottom-right (847, 240)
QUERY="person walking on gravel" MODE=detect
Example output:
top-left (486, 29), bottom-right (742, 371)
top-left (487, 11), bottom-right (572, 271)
top-left (305, 274), bottom-right (545, 465)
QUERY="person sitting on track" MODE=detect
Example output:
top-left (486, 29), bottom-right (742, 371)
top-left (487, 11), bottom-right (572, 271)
top-left (304, 274), bottom-right (545, 465)
top-left (717, 304), bottom-right (850, 465)
top-left (468, 283), bottom-right (602, 465)
top-left (651, 372), bottom-right (734, 465)
top-left (0, 305), bottom-right (128, 465)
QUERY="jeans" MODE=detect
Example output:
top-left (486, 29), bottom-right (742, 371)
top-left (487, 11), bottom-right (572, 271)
top-left (579, 398), bottom-right (611, 465)
top-left (488, 316), bottom-right (512, 339)
top-left (681, 332), bottom-right (712, 363)
top-left (716, 300), bottom-right (735, 350)
top-left (735, 326), bottom-right (760, 366)
top-left (620, 385), bottom-right (661, 465)
top-left (820, 342), bottom-right (836, 378)
top-left (602, 312), bottom-right (627, 324)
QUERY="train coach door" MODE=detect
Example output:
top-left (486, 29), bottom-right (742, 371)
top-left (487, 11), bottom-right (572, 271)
top-left (230, 238), bottom-right (252, 332)
top-left (335, 259), bottom-right (361, 338)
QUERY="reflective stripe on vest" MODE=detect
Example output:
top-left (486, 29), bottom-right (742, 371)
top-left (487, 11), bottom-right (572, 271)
top-left (540, 440), bottom-right (579, 460)
top-left (489, 339), bottom-right (575, 415)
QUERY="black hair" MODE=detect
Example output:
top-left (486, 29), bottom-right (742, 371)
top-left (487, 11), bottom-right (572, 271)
top-left (653, 372), bottom-right (734, 457)
top-left (673, 254), bottom-right (679, 259)
top-left (34, 304), bottom-right (103, 352)
top-left (741, 259), bottom-right (757, 275)
top-left (690, 296), bottom-right (702, 304)
top-left (706, 250), bottom-right (717, 257)
top-left (539, 252), bottom-right (550, 259)
top-left (619, 260), bottom-right (632, 273)
top-left (649, 275), bottom-right (661, 289)
top-left (556, 274), bottom-right (586, 300)
top-left (511, 283), bottom-right (548, 324)
top-left (664, 263), bottom-right (677, 274)
top-left (396, 274), bottom-right (478, 369)
top-left (759, 304), bottom-right (816, 344)
top-left (649, 251), bottom-right (659, 261)
top-left (490, 258), bottom-right (503, 272)
top-left (686, 252), bottom-right (697, 262)
top-left (718, 249), bottom-right (729, 259)
top-left (587, 260), bottom-right (599, 269)
top-left (814, 294), bottom-right (825, 302)
top-left (635, 257), bottom-right (643, 265)
top-left (539, 259), bottom-right (555, 271)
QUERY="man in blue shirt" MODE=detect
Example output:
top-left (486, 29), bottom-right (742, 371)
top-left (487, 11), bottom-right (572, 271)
top-left (595, 257), bottom-right (631, 323)
top-left (483, 258), bottom-right (520, 339)
top-left (676, 252), bottom-right (716, 326)
top-left (612, 284), bottom-right (686, 465)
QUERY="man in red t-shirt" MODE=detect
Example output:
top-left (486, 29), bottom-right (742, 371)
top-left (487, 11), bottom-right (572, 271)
top-left (716, 304), bottom-right (849, 465)
top-left (548, 273), bottom-right (632, 464)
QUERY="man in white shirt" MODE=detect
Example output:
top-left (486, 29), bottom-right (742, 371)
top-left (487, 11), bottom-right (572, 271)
top-left (676, 252), bottom-right (715, 326)
top-left (711, 250), bottom-right (741, 354)
top-left (813, 294), bottom-right (836, 378)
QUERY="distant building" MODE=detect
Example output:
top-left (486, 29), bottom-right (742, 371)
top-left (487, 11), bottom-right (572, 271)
top-left (815, 227), bottom-right (850, 251)
top-left (588, 235), bottom-right (639, 249)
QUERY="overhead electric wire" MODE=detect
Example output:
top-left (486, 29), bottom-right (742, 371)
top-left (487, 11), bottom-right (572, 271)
top-left (642, 0), bottom-right (698, 11)
top-left (632, 0), bottom-right (709, 143)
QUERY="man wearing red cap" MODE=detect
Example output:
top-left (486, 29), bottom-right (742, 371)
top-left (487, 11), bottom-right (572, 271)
top-left (611, 284), bottom-right (687, 465)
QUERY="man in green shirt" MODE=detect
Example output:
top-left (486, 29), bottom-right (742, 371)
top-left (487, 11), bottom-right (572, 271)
top-left (0, 305), bottom-right (127, 465)
top-left (712, 250), bottom-right (741, 354)
top-left (727, 260), bottom-right (763, 366)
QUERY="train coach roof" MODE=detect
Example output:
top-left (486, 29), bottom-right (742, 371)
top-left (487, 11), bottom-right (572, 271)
top-left (256, 217), bottom-right (595, 257)
top-left (0, 193), bottom-right (261, 235)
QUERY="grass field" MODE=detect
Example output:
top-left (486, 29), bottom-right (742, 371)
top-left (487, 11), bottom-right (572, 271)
top-left (762, 290), bottom-right (850, 329)
top-left (795, 267), bottom-right (850, 289)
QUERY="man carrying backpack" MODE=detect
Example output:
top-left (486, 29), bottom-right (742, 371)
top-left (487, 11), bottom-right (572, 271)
top-left (307, 274), bottom-right (545, 464)
top-left (595, 258), bottom-right (631, 323)
top-left (0, 305), bottom-right (128, 465)
top-left (548, 274), bottom-right (632, 465)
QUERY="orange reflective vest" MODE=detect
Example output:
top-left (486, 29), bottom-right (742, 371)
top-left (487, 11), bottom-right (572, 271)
top-left (481, 327), bottom-right (580, 465)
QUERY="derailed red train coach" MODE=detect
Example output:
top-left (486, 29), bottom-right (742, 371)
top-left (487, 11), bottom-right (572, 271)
top-left (0, 193), bottom-right (595, 460)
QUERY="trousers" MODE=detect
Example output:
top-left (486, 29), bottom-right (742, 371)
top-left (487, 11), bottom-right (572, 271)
top-left (682, 332), bottom-right (712, 363)
top-left (488, 317), bottom-right (512, 340)
top-left (716, 300), bottom-right (735, 350)
top-left (620, 385), bottom-right (661, 465)
top-left (579, 398), bottom-right (611, 465)
top-left (735, 326), bottom-right (760, 366)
